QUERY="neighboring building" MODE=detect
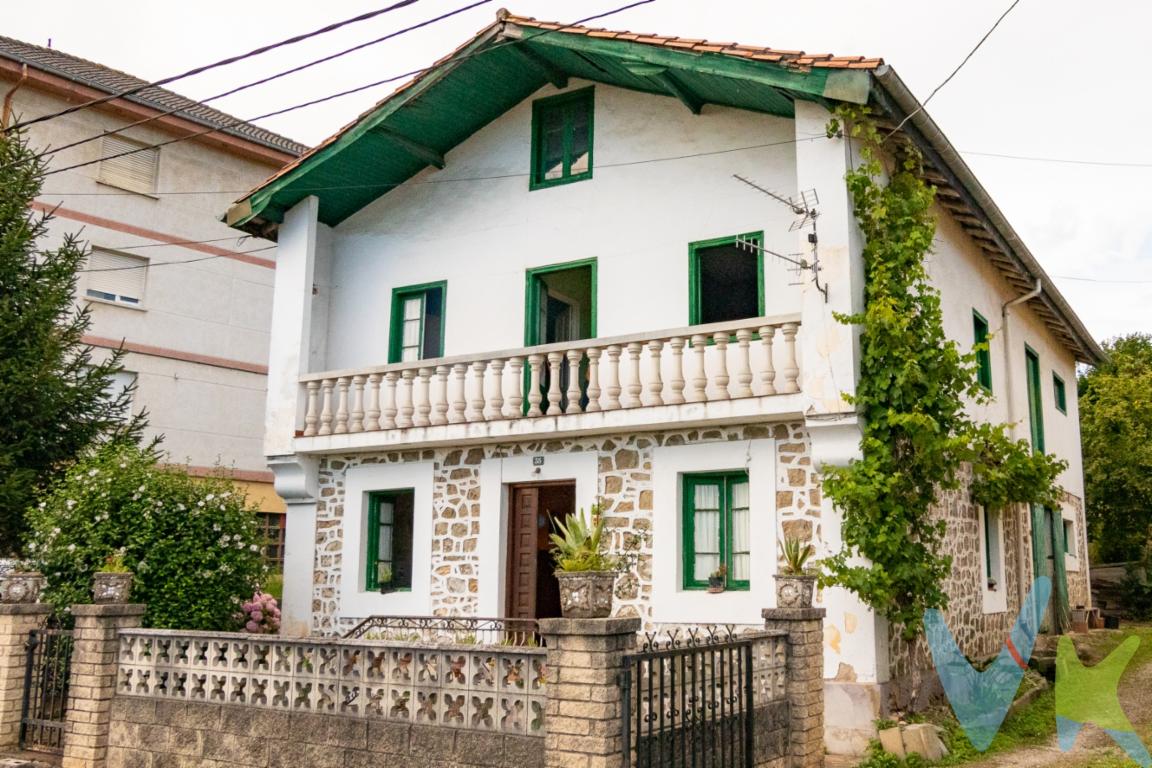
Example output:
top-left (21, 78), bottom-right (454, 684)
top-left (227, 12), bottom-right (1103, 753)
top-left (0, 37), bottom-right (307, 568)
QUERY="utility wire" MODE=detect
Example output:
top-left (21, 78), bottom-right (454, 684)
top-left (885, 0), bottom-right (1022, 140)
top-left (6, 0), bottom-right (422, 133)
top-left (77, 247), bottom-right (275, 272)
top-left (1053, 275), bottom-right (1152, 285)
top-left (37, 0), bottom-right (492, 160)
top-left (39, 0), bottom-right (657, 178)
top-left (964, 150), bottom-right (1152, 169)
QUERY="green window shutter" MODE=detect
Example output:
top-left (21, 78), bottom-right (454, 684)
top-left (530, 88), bottom-right (594, 190)
top-left (1053, 373), bottom-right (1067, 414)
top-left (973, 311), bottom-right (992, 391)
top-left (681, 471), bottom-right (751, 591)
top-left (1025, 346), bottom-right (1045, 453)
top-left (388, 281), bottom-right (447, 363)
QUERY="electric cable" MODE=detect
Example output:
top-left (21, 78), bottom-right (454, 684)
top-left (76, 247), bottom-right (275, 273)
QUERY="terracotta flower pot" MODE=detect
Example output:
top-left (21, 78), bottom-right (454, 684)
top-left (775, 574), bottom-right (816, 609)
top-left (0, 571), bottom-right (45, 604)
top-left (93, 572), bottom-right (134, 604)
top-left (555, 571), bottom-right (616, 619)
top-left (707, 577), bottom-right (725, 594)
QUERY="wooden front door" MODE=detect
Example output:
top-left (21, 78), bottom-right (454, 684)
top-left (506, 483), bottom-right (574, 620)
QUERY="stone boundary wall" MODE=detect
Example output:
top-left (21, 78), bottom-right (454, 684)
top-left (106, 697), bottom-right (543, 768)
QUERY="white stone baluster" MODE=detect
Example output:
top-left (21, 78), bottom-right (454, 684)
top-left (585, 348), bottom-right (602, 412)
top-left (318, 379), bottom-right (334, 435)
top-left (506, 357), bottom-right (524, 418)
top-left (733, 329), bottom-right (754, 398)
top-left (624, 342), bottom-right (643, 408)
top-left (486, 359), bottom-right (505, 420)
top-left (667, 337), bottom-right (686, 405)
top-left (527, 354), bottom-right (544, 417)
top-left (397, 370), bottom-right (415, 428)
top-left (333, 377), bottom-right (350, 434)
top-left (365, 374), bottom-right (381, 431)
top-left (432, 366), bottom-right (450, 425)
top-left (381, 372), bottom-right (398, 429)
top-left (565, 350), bottom-right (583, 414)
top-left (690, 335), bottom-right (708, 402)
top-left (780, 322), bottom-right (800, 393)
top-left (349, 375), bottom-right (366, 432)
top-left (303, 381), bottom-right (320, 437)
top-left (468, 361), bottom-right (487, 422)
top-left (449, 364), bottom-right (467, 424)
top-left (646, 340), bottom-right (664, 407)
top-left (414, 368), bottom-right (432, 427)
top-left (604, 345), bottom-right (622, 410)
top-left (758, 325), bottom-right (777, 396)
top-left (712, 333), bottom-right (730, 400)
top-left (546, 352), bottom-right (564, 414)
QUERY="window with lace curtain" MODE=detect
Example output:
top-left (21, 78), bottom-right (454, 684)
top-left (681, 471), bottom-right (751, 590)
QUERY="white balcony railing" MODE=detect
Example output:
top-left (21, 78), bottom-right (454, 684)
top-left (299, 314), bottom-right (801, 438)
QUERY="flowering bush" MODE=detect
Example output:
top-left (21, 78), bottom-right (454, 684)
top-left (239, 591), bottom-right (281, 634)
top-left (25, 443), bottom-right (265, 630)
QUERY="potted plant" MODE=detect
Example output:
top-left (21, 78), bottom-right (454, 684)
top-left (776, 535), bottom-right (817, 608)
top-left (707, 564), bottom-right (727, 593)
top-left (377, 564), bottom-right (395, 595)
top-left (550, 506), bottom-right (618, 619)
top-left (92, 552), bottom-right (134, 604)
top-left (0, 561), bottom-right (45, 604)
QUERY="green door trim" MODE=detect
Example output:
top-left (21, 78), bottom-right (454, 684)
top-left (687, 231), bottom-right (765, 326)
top-left (522, 258), bottom-right (598, 346)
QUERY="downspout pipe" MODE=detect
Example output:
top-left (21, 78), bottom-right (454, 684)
top-left (1003, 279), bottom-right (1042, 608)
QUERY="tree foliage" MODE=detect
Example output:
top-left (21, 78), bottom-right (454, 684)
top-left (821, 109), bottom-right (1066, 637)
top-left (25, 443), bottom-right (266, 630)
top-left (0, 129), bottom-right (146, 553)
top-left (1079, 333), bottom-right (1152, 562)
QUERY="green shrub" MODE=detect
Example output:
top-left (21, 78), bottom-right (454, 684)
top-left (25, 443), bottom-right (265, 629)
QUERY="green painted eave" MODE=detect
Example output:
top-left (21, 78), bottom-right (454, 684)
top-left (227, 23), bottom-right (872, 233)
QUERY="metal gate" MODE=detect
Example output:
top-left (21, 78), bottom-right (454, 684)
top-left (20, 628), bottom-right (74, 754)
top-left (620, 628), bottom-right (754, 768)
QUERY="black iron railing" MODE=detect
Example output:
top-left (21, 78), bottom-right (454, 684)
top-left (621, 627), bottom-right (755, 768)
top-left (20, 628), bottom-right (74, 755)
top-left (342, 615), bottom-right (541, 646)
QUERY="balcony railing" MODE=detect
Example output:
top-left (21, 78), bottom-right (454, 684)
top-left (299, 314), bottom-right (801, 438)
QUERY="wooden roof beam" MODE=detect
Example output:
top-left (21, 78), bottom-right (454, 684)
top-left (374, 127), bottom-right (446, 170)
top-left (509, 44), bottom-right (569, 90)
top-left (652, 70), bottom-right (705, 114)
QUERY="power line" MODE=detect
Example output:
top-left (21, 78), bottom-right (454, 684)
top-left (963, 150), bottom-right (1152, 169)
top-left (1054, 275), bottom-right (1152, 285)
top-left (39, 0), bottom-right (657, 178)
top-left (886, 0), bottom-right (1022, 139)
top-left (37, 0), bottom-right (492, 160)
top-left (6, 0), bottom-right (422, 133)
top-left (77, 247), bottom-right (275, 273)
top-left (99, 236), bottom-right (263, 251)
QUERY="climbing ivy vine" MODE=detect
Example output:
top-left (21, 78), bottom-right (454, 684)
top-left (820, 107), bottom-right (1067, 638)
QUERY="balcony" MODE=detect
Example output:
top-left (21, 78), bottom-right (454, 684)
top-left (294, 314), bottom-right (803, 452)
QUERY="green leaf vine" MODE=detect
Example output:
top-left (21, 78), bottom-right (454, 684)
top-left (820, 107), bottom-right (1067, 638)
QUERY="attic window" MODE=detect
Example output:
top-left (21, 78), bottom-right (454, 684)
top-left (97, 134), bottom-right (159, 195)
top-left (530, 87), bottom-right (593, 190)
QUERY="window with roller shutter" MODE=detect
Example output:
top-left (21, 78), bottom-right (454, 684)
top-left (85, 249), bottom-right (147, 306)
top-left (97, 134), bottom-right (159, 194)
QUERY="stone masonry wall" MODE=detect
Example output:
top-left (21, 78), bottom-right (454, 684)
top-left (311, 423), bottom-right (817, 635)
top-left (106, 697), bottom-right (543, 768)
top-left (1064, 492), bottom-right (1091, 611)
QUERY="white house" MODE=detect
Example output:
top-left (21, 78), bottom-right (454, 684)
top-left (227, 12), bottom-right (1102, 753)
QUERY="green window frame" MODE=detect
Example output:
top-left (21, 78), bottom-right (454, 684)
top-left (973, 310), bottom-right (992, 391)
top-left (530, 87), bottom-right (594, 190)
top-left (365, 489), bottom-right (415, 592)
top-left (388, 281), bottom-right (447, 364)
top-left (1053, 372), bottom-right (1067, 414)
top-left (681, 472), bottom-right (751, 591)
top-left (1025, 345), bottom-right (1045, 453)
top-left (688, 232), bottom-right (765, 326)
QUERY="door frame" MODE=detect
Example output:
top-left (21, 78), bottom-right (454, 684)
top-left (523, 258), bottom-right (598, 346)
top-left (504, 480), bottom-right (577, 619)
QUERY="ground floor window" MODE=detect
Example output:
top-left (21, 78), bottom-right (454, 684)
top-left (682, 471), bottom-right (750, 590)
top-left (366, 489), bottom-right (415, 592)
top-left (256, 512), bottom-right (286, 571)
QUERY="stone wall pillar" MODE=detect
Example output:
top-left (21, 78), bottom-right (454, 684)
top-left (763, 607), bottom-right (826, 768)
top-left (61, 603), bottom-right (145, 768)
top-left (539, 617), bottom-right (640, 768)
top-left (0, 604), bottom-right (52, 750)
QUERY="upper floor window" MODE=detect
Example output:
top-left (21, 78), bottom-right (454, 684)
top-left (389, 282), bottom-right (446, 363)
top-left (682, 471), bottom-right (750, 591)
top-left (1053, 372), bottom-right (1067, 414)
top-left (366, 489), bottom-right (414, 593)
top-left (973, 311), bottom-right (992, 391)
top-left (530, 88), bottom-right (593, 190)
top-left (97, 134), bottom-right (159, 195)
top-left (689, 233), bottom-right (763, 325)
top-left (101, 369), bottom-right (136, 422)
top-left (85, 249), bottom-right (147, 306)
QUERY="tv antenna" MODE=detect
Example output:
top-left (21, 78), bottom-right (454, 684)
top-left (732, 175), bottom-right (828, 302)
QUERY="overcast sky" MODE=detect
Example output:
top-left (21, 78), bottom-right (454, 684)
top-left (6, 0), bottom-right (1149, 343)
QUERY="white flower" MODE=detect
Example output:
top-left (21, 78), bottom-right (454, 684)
top-left (88, 469), bottom-right (99, 477)
top-left (52, 527), bottom-right (60, 535)
top-left (249, 544), bottom-right (259, 552)
top-left (67, 544), bottom-right (76, 552)
top-left (205, 493), bottom-right (215, 502)
top-left (66, 500), bottom-right (76, 509)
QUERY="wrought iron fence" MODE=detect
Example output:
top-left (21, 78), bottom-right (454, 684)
top-left (20, 628), bottom-right (74, 755)
top-left (620, 627), bottom-right (788, 768)
top-left (343, 615), bottom-right (541, 646)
